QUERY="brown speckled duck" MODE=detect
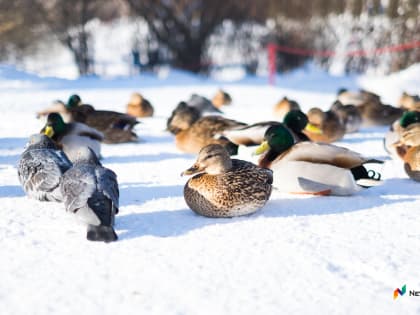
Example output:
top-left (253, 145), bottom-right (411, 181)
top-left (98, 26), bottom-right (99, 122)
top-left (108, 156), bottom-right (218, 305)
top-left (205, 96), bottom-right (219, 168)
top-left (126, 92), bottom-right (154, 118)
top-left (303, 107), bottom-right (345, 143)
top-left (167, 102), bottom-right (246, 155)
top-left (273, 97), bottom-right (301, 120)
top-left (212, 89), bottom-right (232, 109)
top-left (403, 146), bottom-right (420, 181)
top-left (399, 92), bottom-right (420, 111)
top-left (337, 88), bottom-right (381, 106)
top-left (182, 144), bottom-right (273, 217)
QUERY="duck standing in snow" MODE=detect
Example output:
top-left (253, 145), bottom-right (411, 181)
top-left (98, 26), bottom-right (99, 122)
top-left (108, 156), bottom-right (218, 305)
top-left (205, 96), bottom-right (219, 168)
top-left (182, 144), bottom-right (273, 217)
top-left (255, 125), bottom-right (383, 196)
top-left (18, 134), bottom-right (72, 202)
top-left (41, 113), bottom-right (103, 162)
top-left (60, 147), bottom-right (119, 242)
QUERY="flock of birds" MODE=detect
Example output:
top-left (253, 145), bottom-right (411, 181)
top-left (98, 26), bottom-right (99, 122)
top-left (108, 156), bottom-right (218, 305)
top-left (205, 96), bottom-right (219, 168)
top-left (16, 88), bottom-right (420, 242)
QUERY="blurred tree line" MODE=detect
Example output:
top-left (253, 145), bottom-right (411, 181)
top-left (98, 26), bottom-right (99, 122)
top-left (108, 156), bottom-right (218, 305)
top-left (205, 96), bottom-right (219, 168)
top-left (0, 0), bottom-right (418, 76)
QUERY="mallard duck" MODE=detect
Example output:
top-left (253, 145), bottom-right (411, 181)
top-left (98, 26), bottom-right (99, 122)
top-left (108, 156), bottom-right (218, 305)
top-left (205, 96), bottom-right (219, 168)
top-left (41, 113), bottom-right (103, 162)
top-left (187, 94), bottom-right (222, 113)
top-left (337, 88), bottom-right (381, 106)
top-left (212, 89), bottom-right (232, 109)
top-left (60, 147), bottom-right (118, 242)
top-left (303, 107), bottom-right (346, 143)
top-left (384, 111), bottom-right (420, 160)
top-left (18, 134), bottom-right (72, 202)
top-left (36, 100), bottom-right (73, 123)
top-left (255, 125), bottom-right (383, 196)
top-left (126, 92), bottom-right (154, 118)
top-left (403, 146), bottom-right (420, 181)
top-left (273, 97), bottom-right (301, 120)
top-left (182, 144), bottom-right (273, 217)
top-left (66, 94), bottom-right (140, 144)
top-left (330, 101), bottom-right (362, 133)
top-left (358, 101), bottom-right (404, 127)
top-left (167, 103), bottom-right (246, 155)
top-left (399, 92), bottom-right (420, 111)
top-left (220, 110), bottom-right (310, 146)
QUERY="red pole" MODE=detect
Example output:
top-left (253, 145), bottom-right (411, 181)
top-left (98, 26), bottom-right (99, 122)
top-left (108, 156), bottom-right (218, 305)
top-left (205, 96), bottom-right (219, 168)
top-left (268, 43), bottom-right (276, 85)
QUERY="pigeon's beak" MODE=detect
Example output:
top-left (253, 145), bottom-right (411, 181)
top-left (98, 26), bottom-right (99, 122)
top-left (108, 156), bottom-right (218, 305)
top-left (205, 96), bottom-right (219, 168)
top-left (305, 123), bottom-right (322, 134)
top-left (44, 126), bottom-right (54, 138)
top-left (254, 141), bottom-right (270, 155)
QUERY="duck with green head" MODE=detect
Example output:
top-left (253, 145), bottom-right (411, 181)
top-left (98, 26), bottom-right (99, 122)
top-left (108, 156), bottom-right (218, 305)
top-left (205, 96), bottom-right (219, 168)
top-left (255, 125), bottom-right (383, 196)
top-left (41, 113), bottom-right (103, 162)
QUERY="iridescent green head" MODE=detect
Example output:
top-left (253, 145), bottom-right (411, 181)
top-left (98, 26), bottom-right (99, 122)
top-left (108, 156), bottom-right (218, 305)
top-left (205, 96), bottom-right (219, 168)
top-left (283, 110), bottom-right (308, 132)
top-left (43, 113), bottom-right (66, 138)
top-left (255, 125), bottom-right (295, 155)
top-left (66, 94), bottom-right (82, 108)
top-left (400, 111), bottom-right (420, 128)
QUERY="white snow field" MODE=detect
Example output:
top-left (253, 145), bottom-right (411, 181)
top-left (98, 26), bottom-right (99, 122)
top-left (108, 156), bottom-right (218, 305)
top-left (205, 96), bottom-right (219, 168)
top-left (0, 64), bottom-right (419, 315)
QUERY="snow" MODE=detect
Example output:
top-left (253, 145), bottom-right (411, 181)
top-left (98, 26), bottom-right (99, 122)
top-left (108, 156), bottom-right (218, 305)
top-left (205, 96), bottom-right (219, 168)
top-left (1, 63), bottom-right (420, 315)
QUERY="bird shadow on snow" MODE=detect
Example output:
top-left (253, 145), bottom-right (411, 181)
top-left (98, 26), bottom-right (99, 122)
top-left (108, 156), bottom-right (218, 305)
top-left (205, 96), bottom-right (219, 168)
top-left (0, 185), bottom-right (25, 197)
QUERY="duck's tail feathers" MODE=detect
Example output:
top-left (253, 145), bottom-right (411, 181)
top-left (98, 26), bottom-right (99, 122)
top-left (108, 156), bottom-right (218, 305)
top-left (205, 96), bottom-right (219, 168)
top-left (351, 165), bottom-right (382, 188)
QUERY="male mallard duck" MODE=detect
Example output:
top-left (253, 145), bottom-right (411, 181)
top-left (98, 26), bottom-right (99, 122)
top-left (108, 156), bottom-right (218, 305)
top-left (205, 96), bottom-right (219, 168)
top-left (303, 107), bottom-right (345, 143)
top-left (384, 111), bottom-right (420, 160)
top-left (255, 125), bottom-right (383, 196)
top-left (60, 147), bottom-right (119, 242)
top-left (399, 92), bottom-right (420, 111)
top-left (403, 146), bottom-right (420, 181)
top-left (182, 144), bottom-right (273, 217)
top-left (36, 100), bottom-right (73, 123)
top-left (212, 89), bottom-right (232, 109)
top-left (167, 102), bottom-right (246, 155)
top-left (66, 94), bottom-right (140, 144)
top-left (273, 97), bottom-right (301, 120)
top-left (41, 113), bottom-right (103, 162)
top-left (220, 110), bottom-right (310, 146)
top-left (126, 92), bottom-right (154, 118)
top-left (18, 134), bottom-right (72, 202)
top-left (337, 88), bottom-right (381, 106)
top-left (330, 101), bottom-right (362, 133)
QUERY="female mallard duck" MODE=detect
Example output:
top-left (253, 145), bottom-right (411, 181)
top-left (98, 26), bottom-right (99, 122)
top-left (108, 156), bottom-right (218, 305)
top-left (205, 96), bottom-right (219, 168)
top-left (66, 94), bottom-right (140, 144)
top-left (182, 144), bottom-right (273, 217)
top-left (337, 88), bottom-right (381, 106)
top-left (358, 101), bottom-right (404, 126)
top-left (212, 89), bottom-right (232, 109)
top-left (167, 102), bottom-right (246, 155)
top-left (255, 125), bottom-right (383, 196)
top-left (399, 92), bottom-right (420, 111)
top-left (384, 111), bottom-right (420, 160)
top-left (220, 110), bottom-right (311, 146)
top-left (303, 107), bottom-right (346, 143)
top-left (41, 113), bottom-right (103, 162)
top-left (330, 101), bottom-right (362, 133)
top-left (126, 92), bottom-right (154, 118)
top-left (403, 146), bottom-right (420, 181)
top-left (273, 97), bottom-right (301, 120)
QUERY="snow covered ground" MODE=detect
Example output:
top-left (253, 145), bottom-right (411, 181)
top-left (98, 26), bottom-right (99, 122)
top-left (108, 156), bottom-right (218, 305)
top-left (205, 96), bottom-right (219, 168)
top-left (0, 64), bottom-right (419, 315)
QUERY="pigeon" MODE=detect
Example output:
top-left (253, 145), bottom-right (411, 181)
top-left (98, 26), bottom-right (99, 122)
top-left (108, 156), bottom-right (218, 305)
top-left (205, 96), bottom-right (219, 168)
top-left (17, 134), bottom-right (72, 202)
top-left (60, 147), bottom-right (119, 242)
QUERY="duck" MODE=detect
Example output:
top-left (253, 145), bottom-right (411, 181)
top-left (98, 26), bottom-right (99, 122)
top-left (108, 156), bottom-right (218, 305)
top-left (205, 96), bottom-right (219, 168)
top-left (211, 89), bottom-right (232, 109)
top-left (181, 144), bottom-right (273, 217)
top-left (126, 92), bottom-right (154, 118)
top-left (384, 111), bottom-right (420, 160)
top-left (17, 134), bottom-right (72, 202)
top-left (330, 101), bottom-right (362, 133)
top-left (186, 94), bottom-right (222, 113)
top-left (41, 113), bottom-right (103, 162)
top-left (167, 102), bottom-right (246, 155)
top-left (220, 110), bottom-right (311, 146)
top-left (60, 147), bottom-right (119, 242)
top-left (255, 125), bottom-right (383, 196)
top-left (66, 94), bottom-right (140, 144)
top-left (273, 97), bottom-right (301, 120)
top-left (398, 92), bottom-right (420, 111)
top-left (358, 101), bottom-right (404, 126)
top-left (337, 88), bottom-right (381, 106)
top-left (403, 146), bottom-right (420, 181)
top-left (303, 107), bottom-right (346, 143)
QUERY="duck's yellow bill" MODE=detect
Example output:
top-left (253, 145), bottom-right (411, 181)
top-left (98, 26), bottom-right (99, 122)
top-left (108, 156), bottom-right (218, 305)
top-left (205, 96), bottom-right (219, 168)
top-left (305, 123), bottom-right (323, 134)
top-left (44, 126), bottom-right (54, 138)
top-left (254, 141), bottom-right (270, 155)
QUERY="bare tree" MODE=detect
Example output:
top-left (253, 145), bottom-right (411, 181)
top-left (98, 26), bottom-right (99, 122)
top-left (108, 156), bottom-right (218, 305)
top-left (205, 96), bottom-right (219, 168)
top-left (125, 0), bottom-right (264, 72)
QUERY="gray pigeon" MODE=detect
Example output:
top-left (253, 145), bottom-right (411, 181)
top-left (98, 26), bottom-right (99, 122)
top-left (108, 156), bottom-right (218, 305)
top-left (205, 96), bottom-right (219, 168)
top-left (60, 147), bottom-right (119, 242)
top-left (18, 134), bottom-right (72, 202)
